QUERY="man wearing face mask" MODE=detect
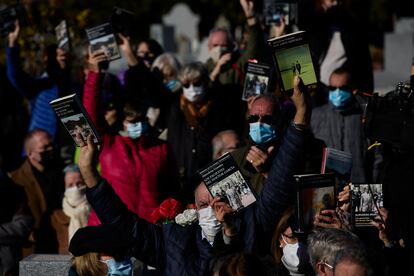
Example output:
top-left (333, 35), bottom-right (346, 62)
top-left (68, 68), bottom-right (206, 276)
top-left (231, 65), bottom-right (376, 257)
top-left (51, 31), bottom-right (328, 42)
top-left (310, 68), bottom-right (371, 183)
top-left (207, 0), bottom-right (265, 86)
top-left (9, 129), bottom-right (64, 255)
top-left (230, 95), bottom-right (284, 193)
top-left (83, 50), bottom-right (179, 226)
top-left (73, 75), bottom-right (311, 275)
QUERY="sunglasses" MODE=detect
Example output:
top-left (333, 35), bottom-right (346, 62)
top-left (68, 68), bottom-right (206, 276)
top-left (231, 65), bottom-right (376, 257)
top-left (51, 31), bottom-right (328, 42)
top-left (247, 114), bottom-right (274, 125)
top-left (182, 80), bottom-right (203, 89)
top-left (328, 85), bottom-right (351, 92)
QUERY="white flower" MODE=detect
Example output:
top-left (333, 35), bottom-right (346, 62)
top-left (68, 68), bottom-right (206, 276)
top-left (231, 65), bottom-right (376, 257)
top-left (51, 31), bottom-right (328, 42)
top-left (175, 209), bottom-right (198, 226)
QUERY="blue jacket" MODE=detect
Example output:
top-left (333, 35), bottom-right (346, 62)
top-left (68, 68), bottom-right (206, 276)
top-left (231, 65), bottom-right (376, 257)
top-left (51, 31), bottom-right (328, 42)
top-left (85, 126), bottom-right (308, 275)
top-left (6, 46), bottom-right (60, 139)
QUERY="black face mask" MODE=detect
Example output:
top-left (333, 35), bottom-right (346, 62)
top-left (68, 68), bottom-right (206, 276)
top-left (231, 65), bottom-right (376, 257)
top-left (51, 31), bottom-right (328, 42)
top-left (39, 149), bottom-right (58, 167)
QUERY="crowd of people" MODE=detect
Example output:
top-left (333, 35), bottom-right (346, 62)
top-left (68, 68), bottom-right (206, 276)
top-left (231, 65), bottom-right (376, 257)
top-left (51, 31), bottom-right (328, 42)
top-left (0, 0), bottom-right (413, 275)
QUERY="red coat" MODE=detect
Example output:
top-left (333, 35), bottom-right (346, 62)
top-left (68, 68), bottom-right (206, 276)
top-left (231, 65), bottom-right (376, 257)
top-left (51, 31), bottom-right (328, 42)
top-left (84, 72), bottom-right (178, 225)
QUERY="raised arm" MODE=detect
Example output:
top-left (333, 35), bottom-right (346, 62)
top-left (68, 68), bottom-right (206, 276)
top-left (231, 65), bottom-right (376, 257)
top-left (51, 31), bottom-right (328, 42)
top-left (6, 21), bottom-right (54, 99)
top-left (82, 48), bottom-right (109, 134)
top-left (256, 76), bottom-right (312, 233)
top-left (76, 134), bottom-right (166, 268)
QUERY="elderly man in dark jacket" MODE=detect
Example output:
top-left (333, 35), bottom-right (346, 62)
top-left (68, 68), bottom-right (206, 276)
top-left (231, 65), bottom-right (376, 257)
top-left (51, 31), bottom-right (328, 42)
top-left (72, 77), bottom-right (310, 275)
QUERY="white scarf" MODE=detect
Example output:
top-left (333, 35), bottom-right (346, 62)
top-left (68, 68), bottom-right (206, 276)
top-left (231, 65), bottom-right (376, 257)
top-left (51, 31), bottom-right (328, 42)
top-left (62, 186), bottom-right (91, 242)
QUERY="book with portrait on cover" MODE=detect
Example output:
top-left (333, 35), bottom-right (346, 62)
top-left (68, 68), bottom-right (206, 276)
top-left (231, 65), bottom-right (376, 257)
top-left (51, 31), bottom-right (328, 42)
top-left (267, 30), bottom-right (317, 94)
top-left (50, 93), bottom-right (101, 146)
top-left (198, 153), bottom-right (257, 211)
top-left (293, 173), bottom-right (336, 234)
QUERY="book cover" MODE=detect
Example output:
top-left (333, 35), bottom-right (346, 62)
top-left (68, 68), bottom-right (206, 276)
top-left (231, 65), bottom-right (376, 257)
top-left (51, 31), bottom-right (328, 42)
top-left (85, 23), bottom-right (121, 61)
top-left (0, 3), bottom-right (29, 36)
top-left (242, 61), bottom-right (273, 101)
top-left (55, 20), bottom-right (70, 52)
top-left (321, 147), bottom-right (353, 192)
top-left (50, 93), bottom-right (101, 146)
top-left (293, 173), bottom-right (336, 234)
top-left (267, 31), bottom-right (317, 93)
top-left (198, 153), bottom-right (257, 211)
top-left (350, 183), bottom-right (384, 227)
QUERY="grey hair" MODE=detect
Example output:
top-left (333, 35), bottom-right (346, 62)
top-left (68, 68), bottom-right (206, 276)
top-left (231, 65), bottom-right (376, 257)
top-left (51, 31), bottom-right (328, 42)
top-left (63, 163), bottom-right (81, 174)
top-left (307, 228), bottom-right (370, 273)
top-left (208, 27), bottom-right (234, 46)
top-left (151, 53), bottom-right (182, 77)
top-left (178, 62), bottom-right (209, 84)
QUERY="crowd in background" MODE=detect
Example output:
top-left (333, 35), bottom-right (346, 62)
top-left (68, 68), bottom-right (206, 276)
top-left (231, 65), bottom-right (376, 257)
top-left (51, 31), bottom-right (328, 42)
top-left (0, 0), bottom-right (413, 275)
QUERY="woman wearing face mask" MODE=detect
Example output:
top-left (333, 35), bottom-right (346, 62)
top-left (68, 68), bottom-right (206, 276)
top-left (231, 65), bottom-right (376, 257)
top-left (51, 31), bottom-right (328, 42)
top-left (82, 49), bottom-right (179, 226)
top-left (166, 62), bottom-right (235, 202)
top-left (271, 207), bottom-right (314, 276)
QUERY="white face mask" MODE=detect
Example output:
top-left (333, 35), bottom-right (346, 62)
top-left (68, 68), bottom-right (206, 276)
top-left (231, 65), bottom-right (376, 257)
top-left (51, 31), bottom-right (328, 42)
top-left (198, 206), bottom-right (222, 244)
top-left (64, 185), bottom-right (86, 206)
top-left (183, 84), bottom-right (205, 103)
top-left (209, 46), bottom-right (228, 63)
top-left (281, 235), bottom-right (309, 273)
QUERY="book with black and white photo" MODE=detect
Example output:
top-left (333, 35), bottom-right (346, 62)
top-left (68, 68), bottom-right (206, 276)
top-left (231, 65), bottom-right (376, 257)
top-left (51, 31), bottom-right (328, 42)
top-left (85, 22), bottom-right (121, 61)
top-left (50, 93), bottom-right (101, 146)
top-left (55, 20), bottom-right (70, 52)
top-left (198, 153), bottom-right (257, 211)
top-left (267, 30), bottom-right (317, 94)
top-left (242, 61), bottom-right (273, 100)
top-left (350, 183), bottom-right (384, 227)
top-left (321, 147), bottom-right (353, 192)
top-left (293, 173), bottom-right (336, 234)
top-left (0, 3), bottom-right (29, 36)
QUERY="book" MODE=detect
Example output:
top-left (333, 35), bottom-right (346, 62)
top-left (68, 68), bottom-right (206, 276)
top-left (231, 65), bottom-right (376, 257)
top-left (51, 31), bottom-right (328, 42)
top-left (110, 7), bottom-right (136, 36)
top-left (198, 153), bottom-right (257, 211)
top-left (267, 31), bottom-right (317, 94)
top-left (0, 3), bottom-right (29, 36)
top-left (242, 60), bottom-right (273, 100)
top-left (321, 147), bottom-right (353, 192)
top-left (293, 173), bottom-right (336, 234)
top-left (55, 20), bottom-right (70, 52)
top-left (350, 183), bottom-right (384, 227)
top-left (85, 23), bottom-right (121, 61)
top-left (263, 0), bottom-right (298, 26)
top-left (49, 93), bottom-right (101, 146)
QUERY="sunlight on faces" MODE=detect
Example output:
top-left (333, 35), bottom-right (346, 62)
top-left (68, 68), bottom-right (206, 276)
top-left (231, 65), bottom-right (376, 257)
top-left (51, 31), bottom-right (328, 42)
top-left (208, 31), bottom-right (230, 51)
top-left (249, 97), bottom-right (274, 118)
top-left (194, 182), bottom-right (213, 210)
top-left (329, 72), bottom-right (350, 89)
top-left (279, 226), bottom-right (298, 247)
top-left (65, 171), bottom-right (84, 189)
top-left (27, 131), bottom-right (54, 167)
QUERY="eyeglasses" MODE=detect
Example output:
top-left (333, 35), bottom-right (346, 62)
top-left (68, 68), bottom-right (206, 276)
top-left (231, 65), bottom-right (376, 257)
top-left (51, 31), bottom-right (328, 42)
top-left (247, 114), bottom-right (274, 125)
top-left (328, 85), bottom-right (351, 92)
top-left (182, 79), bottom-right (203, 89)
top-left (319, 261), bottom-right (334, 270)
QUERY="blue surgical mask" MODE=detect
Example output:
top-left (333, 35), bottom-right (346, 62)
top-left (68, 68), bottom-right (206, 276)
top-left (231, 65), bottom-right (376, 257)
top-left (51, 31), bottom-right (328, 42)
top-left (126, 121), bottom-right (149, 139)
top-left (249, 122), bottom-right (276, 145)
top-left (329, 89), bottom-right (352, 108)
top-left (103, 258), bottom-right (133, 276)
top-left (165, 79), bottom-right (180, 92)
